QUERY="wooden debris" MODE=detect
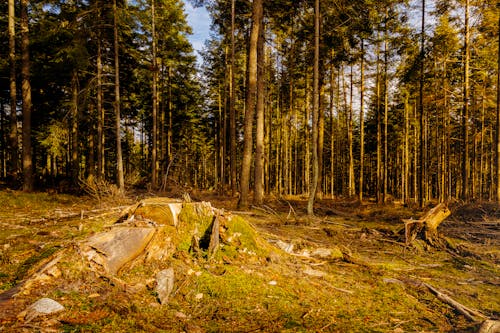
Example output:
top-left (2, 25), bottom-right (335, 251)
top-left (81, 227), bottom-right (155, 274)
top-left (388, 277), bottom-right (488, 323)
top-left (207, 214), bottom-right (221, 258)
top-left (478, 320), bottom-right (500, 333)
top-left (155, 268), bottom-right (175, 305)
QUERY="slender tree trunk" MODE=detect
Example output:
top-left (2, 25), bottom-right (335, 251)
top-left (318, 81), bottom-right (325, 199)
top-left (97, 36), bottom-right (105, 181)
top-left (230, 0), bottom-right (237, 197)
top-left (71, 72), bottom-right (79, 185)
top-left (21, 0), bottom-right (33, 192)
top-left (8, 0), bottom-right (18, 180)
top-left (462, 0), bottom-right (470, 202)
top-left (383, 25), bottom-right (389, 203)
top-left (239, 0), bottom-right (262, 209)
top-left (404, 93), bottom-right (409, 204)
top-left (496, 3), bottom-right (500, 202)
top-left (113, 0), bottom-right (124, 191)
top-left (418, 0), bottom-right (425, 207)
top-left (151, 0), bottom-right (158, 188)
top-left (359, 40), bottom-right (365, 202)
top-left (330, 57), bottom-right (335, 198)
top-left (254, 22), bottom-right (265, 205)
top-left (376, 34), bottom-right (382, 204)
top-left (307, 0), bottom-right (320, 215)
top-left (348, 66), bottom-right (354, 197)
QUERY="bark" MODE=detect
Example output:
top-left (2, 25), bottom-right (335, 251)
top-left (97, 35), bottom-right (105, 181)
top-left (239, 0), bottom-right (262, 209)
top-left (71, 72), bottom-right (79, 185)
top-left (462, 0), bottom-right (470, 202)
top-left (307, 0), bottom-right (320, 215)
top-left (254, 22), bottom-right (265, 205)
top-left (21, 0), bottom-right (33, 192)
top-left (151, 0), bottom-right (158, 188)
top-left (376, 34), bottom-right (382, 204)
top-left (496, 3), bottom-right (500, 202)
top-left (113, 0), bottom-right (124, 191)
top-left (8, 0), bottom-right (18, 179)
top-left (418, 0), bottom-right (425, 208)
top-left (359, 41), bottom-right (365, 202)
top-left (230, 0), bottom-right (237, 197)
top-left (348, 66), bottom-right (354, 197)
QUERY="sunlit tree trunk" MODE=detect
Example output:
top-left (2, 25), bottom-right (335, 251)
top-left (359, 41), bottom-right (365, 202)
top-left (113, 0), bottom-right (124, 191)
top-left (71, 72), bottom-right (79, 184)
top-left (21, 0), bottom-right (33, 191)
top-left (97, 35), bottom-right (105, 181)
top-left (418, 0), bottom-right (425, 207)
top-left (462, 0), bottom-right (470, 202)
top-left (307, 0), bottom-right (320, 215)
top-left (151, 0), bottom-right (158, 188)
top-left (496, 3), bottom-right (500, 202)
top-left (8, 0), bottom-right (18, 180)
top-left (348, 66), bottom-right (355, 197)
top-left (239, 0), bottom-right (262, 209)
top-left (230, 0), bottom-right (237, 196)
top-left (254, 22), bottom-right (265, 205)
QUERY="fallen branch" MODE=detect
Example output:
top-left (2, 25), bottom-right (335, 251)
top-left (387, 277), bottom-right (487, 323)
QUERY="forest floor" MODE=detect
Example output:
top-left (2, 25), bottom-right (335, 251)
top-left (0, 189), bottom-right (498, 332)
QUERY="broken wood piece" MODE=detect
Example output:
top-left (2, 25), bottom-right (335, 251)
top-left (422, 281), bottom-right (486, 322)
top-left (155, 268), bottom-right (175, 305)
top-left (82, 227), bottom-right (155, 274)
top-left (393, 277), bottom-right (488, 323)
top-left (478, 320), bottom-right (500, 333)
top-left (208, 214), bottom-right (221, 258)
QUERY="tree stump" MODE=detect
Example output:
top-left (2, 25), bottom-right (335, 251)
top-left (402, 203), bottom-right (451, 246)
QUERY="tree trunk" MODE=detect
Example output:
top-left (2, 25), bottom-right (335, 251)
top-left (348, 66), bottom-right (354, 197)
top-left (239, 0), bottom-right (262, 209)
top-left (151, 0), bottom-right (158, 188)
top-left (307, 0), bottom-right (320, 215)
top-left (376, 33), bottom-right (382, 204)
top-left (97, 35), bottom-right (105, 181)
top-left (8, 0), bottom-right (18, 180)
top-left (496, 3), bottom-right (500, 202)
top-left (113, 0), bottom-right (124, 191)
top-left (254, 22), bottom-right (265, 205)
top-left (418, 0), bottom-right (425, 208)
top-left (462, 0), bottom-right (470, 202)
top-left (230, 0), bottom-right (237, 197)
top-left (71, 72), bottom-right (79, 185)
top-left (383, 23), bottom-right (389, 203)
top-left (359, 40), bottom-right (365, 202)
top-left (21, 0), bottom-right (33, 192)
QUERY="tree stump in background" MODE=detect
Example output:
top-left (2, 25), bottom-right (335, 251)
top-left (402, 203), bottom-right (451, 247)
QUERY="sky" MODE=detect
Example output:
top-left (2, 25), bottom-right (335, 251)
top-left (183, 1), bottom-right (211, 65)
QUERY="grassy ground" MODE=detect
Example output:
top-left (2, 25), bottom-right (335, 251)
top-left (0, 190), bottom-right (498, 332)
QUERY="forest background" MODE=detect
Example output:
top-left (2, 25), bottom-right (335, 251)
top-left (1, 0), bottom-right (499, 212)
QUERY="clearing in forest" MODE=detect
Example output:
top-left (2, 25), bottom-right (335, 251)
top-left (0, 190), bottom-right (498, 332)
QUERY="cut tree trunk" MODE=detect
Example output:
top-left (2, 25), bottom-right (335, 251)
top-left (402, 203), bottom-right (451, 246)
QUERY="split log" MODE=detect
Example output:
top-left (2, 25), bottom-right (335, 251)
top-left (81, 227), bottom-right (156, 274)
top-left (401, 203), bottom-right (451, 246)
